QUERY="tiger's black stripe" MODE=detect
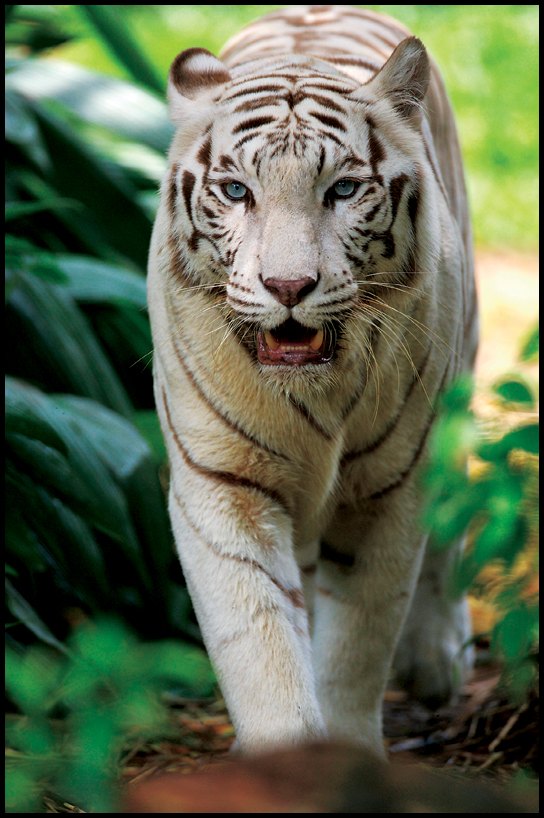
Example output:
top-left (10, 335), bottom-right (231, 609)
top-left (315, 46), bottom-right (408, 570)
top-left (341, 339), bottom-right (432, 462)
top-left (232, 115), bottom-right (277, 135)
top-left (161, 385), bottom-right (292, 516)
top-left (367, 361), bottom-right (451, 500)
top-left (288, 395), bottom-right (337, 441)
top-left (172, 487), bottom-right (305, 611)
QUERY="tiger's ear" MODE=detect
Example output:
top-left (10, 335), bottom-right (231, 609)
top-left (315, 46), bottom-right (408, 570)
top-left (362, 36), bottom-right (430, 122)
top-left (167, 48), bottom-right (231, 124)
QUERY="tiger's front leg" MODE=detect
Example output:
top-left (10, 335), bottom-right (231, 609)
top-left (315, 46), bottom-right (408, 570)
top-left (312, 485), bottom-right (428, 758)
top-left (165, 447), bottom-right (327, 753)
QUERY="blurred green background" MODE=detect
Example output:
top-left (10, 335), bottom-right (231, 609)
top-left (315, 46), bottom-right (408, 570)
top-left (13, 4), bottom-right (539, 250)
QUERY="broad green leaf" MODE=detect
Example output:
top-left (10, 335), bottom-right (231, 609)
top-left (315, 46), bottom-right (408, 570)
top-left (5, 377), bottom-right (68, 454)
top-left (5, 645), bottom-right (62, 713)
top-left (56, 255), bottom-right (147, 309)
top-left (436, 373), bottom-right (474, 412)
top-left (7, 273), bottom-right (133, 417)
top-left (52, 395), bottom-right (152, 480)
top-left (46, 494), bottom-right (111, 600)
top-left (5, 199), bottom-right (80, 221)
top-left (26, 99), bottom-right (152, 268)
top-left (5, 236), bottom-right (69, 287)
top-left (90, 306), bottom-right (153, 375)
top-left (12, 168), bottom-right (120, 260)
top-left (5, 502), bottom-right (46, 571)
top-left (519, 322), bottom-right (539, 362)
top-left (492, 605), bottom-right (537, 662)
top-left (493, 377), bottom-right (535, 406)
top-left (5, 768), bottom-right (41, 814)
top-left (54, 396), bottom-right (174, 601)
top-left (133, 410), bottom-right (168, 464)
top-left (6, 57), bottom-right (172, 154)
top-left (478, 423), bottom-right (539, 461)
top-left (145, 640), bottom-right (214, 695)
top-left (5, 579), bottom-right (69, 655)
top-left (429, 412), bottom-right (478, 468)
top-left (5, 89), bottom-right (50, 171)
top-left (7, 460), bottom-right (118, 613)
top-left (5, 381), bottom-right (144, 566)
top-left (80, 5), bottom-right (163, 96)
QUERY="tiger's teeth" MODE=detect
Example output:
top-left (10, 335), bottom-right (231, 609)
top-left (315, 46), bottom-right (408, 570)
top-left (310, 329), bottom-right (324, 350)
top-left (264, 331), bottom-right (280, 351)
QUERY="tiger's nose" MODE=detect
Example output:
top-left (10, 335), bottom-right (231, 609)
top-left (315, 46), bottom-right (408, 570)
top-left (262, 276), bottom-right (317, 307)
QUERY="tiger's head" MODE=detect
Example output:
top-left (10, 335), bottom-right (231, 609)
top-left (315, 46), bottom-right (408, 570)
top-left (162, 38), bottom-right (441, 389)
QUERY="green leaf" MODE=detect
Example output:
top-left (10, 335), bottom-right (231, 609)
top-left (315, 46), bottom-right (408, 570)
top-left (56, 255), bottom-right (147, 309)
top-left (492, 605), bottom-right (537, 662)
top-left (493, 377), bottom-right (535, 406)
top-left (5, 380), bottom-right (143, 560)
top-left (53, 396), bottom-right (173, 604)
top-left (5, 236), bottom-right (70, 288)
top-left (5, 579), bottom-right (69, 655)
top-left (5, 767), bottom-right (41, 814)
top-left (519, 322), bottom-right (539, 362)
top-left (5, 377), bottom-right (68, 454)
top-left (51, 395), bottom-right (152, 481)
top-left (133, 410), bottom-right (168, 464)
top-left (5, 645), bottom-right (63, 713)
top-left (478, 423), bottom-right (539, 461)
top-left (5, 198), bottom-right (80, 221)
top-left (7, 461), bottom-right (118, 613)
top-left (436, 373), bottom-right (474, 413)
top-left (7, 273), bottom-right (133, 417)
top-left (6, 57), bottom-right (172, 153)
top-left (5, 89), bottom-right (51, 171)
top-left (25, 99), bottom-right (152, 268)
top-left (79, 5), bottom-right (163, 96)
top-left (146, 640), bottom-right (215, 695)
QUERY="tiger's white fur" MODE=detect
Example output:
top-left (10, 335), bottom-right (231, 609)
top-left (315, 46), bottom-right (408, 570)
top-left (148, 5), bottom-right (477, 756)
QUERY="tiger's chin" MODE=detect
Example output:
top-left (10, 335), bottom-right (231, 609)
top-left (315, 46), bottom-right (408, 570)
top-left (256, 318), bottom-right (335, 367)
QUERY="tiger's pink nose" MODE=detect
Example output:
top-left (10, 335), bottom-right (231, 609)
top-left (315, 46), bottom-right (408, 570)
top-left (262, 276), bottom-right (317, 307)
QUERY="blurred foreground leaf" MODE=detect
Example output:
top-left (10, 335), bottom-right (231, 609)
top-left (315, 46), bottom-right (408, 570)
top-left (5, 618), bottom-right (215, 813)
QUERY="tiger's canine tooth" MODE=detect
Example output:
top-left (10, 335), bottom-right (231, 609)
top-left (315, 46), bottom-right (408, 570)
top-left (264, 331), bottom-right (280, 350)
top-left (310, 329), bottom-right (324, 351)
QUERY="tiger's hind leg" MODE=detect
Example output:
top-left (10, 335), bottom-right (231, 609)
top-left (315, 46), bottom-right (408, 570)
top-left (393, 535), bottom-right (474, 709)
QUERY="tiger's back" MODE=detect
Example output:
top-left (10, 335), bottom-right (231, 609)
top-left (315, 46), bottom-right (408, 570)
top-left (148, 5), bottom-right (477, 754)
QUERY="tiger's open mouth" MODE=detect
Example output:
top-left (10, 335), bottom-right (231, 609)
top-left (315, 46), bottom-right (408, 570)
top-left (257, 318), bottom-right (334, 366)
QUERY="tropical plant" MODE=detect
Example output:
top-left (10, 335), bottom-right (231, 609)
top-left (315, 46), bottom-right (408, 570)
top-left (422, 323), bottom-right (539, 702)
top-left (6, 617), bottom-right (214, 813)
top-left (6, 6), bottom-right (204, 653)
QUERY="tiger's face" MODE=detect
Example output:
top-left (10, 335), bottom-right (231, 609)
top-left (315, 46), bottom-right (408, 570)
top-left (165, 45), bottom-right (438, 382)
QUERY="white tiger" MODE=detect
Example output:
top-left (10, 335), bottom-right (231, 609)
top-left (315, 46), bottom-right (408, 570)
top-left (148, 4), bottom-right (477, 757)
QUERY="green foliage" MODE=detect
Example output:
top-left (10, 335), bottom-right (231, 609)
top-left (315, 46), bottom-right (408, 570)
top-left (422, 323), bottom-right (539, 702)
top-left (6, 618), bottom-right (215, 813)
top-left (5, 6), bottom-right (202, 666)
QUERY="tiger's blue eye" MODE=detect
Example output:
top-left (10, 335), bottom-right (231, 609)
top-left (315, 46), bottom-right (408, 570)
top-left (224, 181), bottom-right (248, 200)
top-left (333, 179), bottom-right (357, 198)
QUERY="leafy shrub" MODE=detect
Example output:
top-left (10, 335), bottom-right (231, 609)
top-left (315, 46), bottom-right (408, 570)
top-left (5, 5), bottom-right (201, 652)
top-left (422, 323), bottom-right (539, 701)
top-left (6, 618), bottom-right (215, 813)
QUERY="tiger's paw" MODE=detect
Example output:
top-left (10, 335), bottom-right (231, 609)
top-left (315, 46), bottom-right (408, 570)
top-left (393, 595), bottom-right (474, 710)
